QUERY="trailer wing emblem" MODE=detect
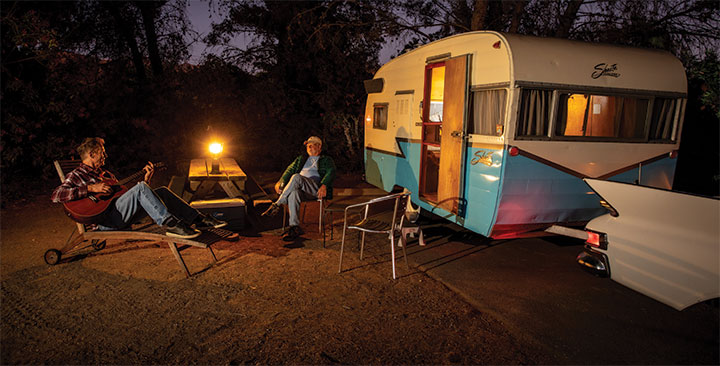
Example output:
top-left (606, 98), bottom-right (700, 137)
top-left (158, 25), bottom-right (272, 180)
top-left (592, 63), bottom-right (620, 79)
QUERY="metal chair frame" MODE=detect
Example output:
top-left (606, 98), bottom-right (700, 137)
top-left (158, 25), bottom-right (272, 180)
top-left (337, 192), bottom-right (412, 279)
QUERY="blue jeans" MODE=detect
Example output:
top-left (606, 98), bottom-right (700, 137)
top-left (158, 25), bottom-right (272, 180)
top-left (98, 182), bottom-right (200, 230)
top-left (276, 174), bottom-right (319, 227)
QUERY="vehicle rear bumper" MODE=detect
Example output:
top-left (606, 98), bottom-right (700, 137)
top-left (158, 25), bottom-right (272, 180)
top-left (577, 247), bottom-right (610, 277)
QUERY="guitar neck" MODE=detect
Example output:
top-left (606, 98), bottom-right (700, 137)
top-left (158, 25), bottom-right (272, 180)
top-left (117, 169), bottom-right (146, 186)
top-left (116, 162), bottom-right (165, 186)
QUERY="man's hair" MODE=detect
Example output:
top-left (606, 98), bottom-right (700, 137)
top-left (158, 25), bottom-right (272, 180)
top-left (77, 137), bottom-right (105, 159)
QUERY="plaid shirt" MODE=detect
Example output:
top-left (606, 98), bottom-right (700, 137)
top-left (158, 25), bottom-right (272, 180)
top-left (51, 163), bottom-right (117, 203)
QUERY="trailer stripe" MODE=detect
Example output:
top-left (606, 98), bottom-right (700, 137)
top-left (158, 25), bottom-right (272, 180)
top-left (597, 154), bottom-right (671, 179)
top-left (365, 137), bottom-right (415, 158)
top-left (516, 149), bottom-right (587, 178)
top-left (517, 148), bottom-right (672, 179)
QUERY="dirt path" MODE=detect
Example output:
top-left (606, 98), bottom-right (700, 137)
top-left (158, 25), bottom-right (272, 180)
top-left (1, 196), bottom-right (548, 364)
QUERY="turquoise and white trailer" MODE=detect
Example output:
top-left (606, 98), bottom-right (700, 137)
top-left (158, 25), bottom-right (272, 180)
top-left (363, 31), bottom-right (687, 238)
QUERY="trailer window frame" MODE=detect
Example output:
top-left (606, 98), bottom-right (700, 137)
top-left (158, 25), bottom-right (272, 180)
top-left (553, 91), bottom-right (650, 142)
top-left (372, 102), bottom-right (389, 130)
top-left (515, 87), bottom-right (554, 140)
top-left (514, 85), bottom-right (685, 143)
top-left (468, 87), bottom-right (509, 137)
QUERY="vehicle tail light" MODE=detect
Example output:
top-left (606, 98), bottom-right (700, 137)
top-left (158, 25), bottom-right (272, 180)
top-left (585, 230), bottom-right (608, 250)
top-left (509, 146), bottom-right (519, 156)
top-left (669, 150), bottom-right (678, 159)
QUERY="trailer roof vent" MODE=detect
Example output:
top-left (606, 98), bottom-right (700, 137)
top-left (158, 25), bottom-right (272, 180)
top-left (364, 78), bottom-right (384, 94)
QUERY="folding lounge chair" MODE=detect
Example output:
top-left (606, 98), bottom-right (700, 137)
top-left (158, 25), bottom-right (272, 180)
top-left (49, 159), bottom-right (235, 278)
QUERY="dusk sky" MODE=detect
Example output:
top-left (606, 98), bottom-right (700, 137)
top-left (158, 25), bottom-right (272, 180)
top-left (185, 0), bottom-right (402, 65)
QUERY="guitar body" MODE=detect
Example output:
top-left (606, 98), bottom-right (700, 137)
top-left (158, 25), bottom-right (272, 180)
top-left (63, 179), bottom-right (128, 224)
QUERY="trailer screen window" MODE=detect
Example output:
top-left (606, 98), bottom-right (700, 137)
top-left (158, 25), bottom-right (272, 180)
top-left (373, 104), bottom-right (388, 130)
top-left (470, 89), bottom-right (507, 135)
top-left (517, 89), bottom-right (552, 137)
top-left (555, 93), bottom-right (648, 139)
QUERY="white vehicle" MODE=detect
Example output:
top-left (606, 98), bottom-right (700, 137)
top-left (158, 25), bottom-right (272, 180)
top-left (363, 31), bottom-right (687, 238)
top-left (577, 179), bottom-right (720, 310)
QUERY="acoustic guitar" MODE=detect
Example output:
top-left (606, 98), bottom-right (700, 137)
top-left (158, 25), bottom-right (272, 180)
top-left (63, 162), bottom-right (166, 224)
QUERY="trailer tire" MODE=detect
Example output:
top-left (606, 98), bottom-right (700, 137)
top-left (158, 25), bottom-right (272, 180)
top-left (44, 249), bottom-right (62, 265)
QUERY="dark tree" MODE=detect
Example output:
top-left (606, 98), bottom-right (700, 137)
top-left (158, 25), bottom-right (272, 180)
top-left (1, 0), bottom-right (194, 197)
top-left (207, 0), bottom-right (385, 171)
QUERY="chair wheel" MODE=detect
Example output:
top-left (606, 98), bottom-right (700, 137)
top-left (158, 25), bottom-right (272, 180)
top-left (91, 240), bottom-right (106, 251)
top-left (44, 249), bottom-right (62, 265)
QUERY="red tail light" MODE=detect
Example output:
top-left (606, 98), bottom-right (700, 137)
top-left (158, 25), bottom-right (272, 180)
top-left (585, 230), bottom-right (608, 250)
top-left (509, 146), bottom-right (519, 156)
top-left (669, 150), bottom-right (678, 159)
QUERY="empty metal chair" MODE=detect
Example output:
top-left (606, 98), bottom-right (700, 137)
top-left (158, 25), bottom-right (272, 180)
top-left (338, 191), bottom-right (413, 279)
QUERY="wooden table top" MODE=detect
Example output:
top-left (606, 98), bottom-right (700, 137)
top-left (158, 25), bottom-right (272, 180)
top-left (188, 158), bottom-right (246, 181)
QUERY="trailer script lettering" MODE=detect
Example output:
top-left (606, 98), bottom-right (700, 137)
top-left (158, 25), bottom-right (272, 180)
top-left (592, 63), bottom-right (620, 79)
top-left (471, 151), bottom-right (493, 167)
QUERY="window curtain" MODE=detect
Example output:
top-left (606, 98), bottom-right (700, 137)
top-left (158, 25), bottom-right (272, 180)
top-left (615, 97), bottom-right (648, 138)
top-left (650, 98), bottom-right (676, 140)
top-left (518, 89), bottom-right (552, 136)
top-left (373, 105), bottom-right (387, 130)
top-left (472, 89), bottom-right (507, 135)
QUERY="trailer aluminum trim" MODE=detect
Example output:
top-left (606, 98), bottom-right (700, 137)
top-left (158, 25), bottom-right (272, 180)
top-left (514, 81), bottom-right (687, 98)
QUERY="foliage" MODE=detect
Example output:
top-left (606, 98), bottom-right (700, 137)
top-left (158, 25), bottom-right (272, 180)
top-left (381, 0), bottom-right (719, 60)
top-left (674, 50), bottom-right (720, 196)
top-left (1, 0), bottom-right (718, 202)
top-left (687, 50), bottom-right (720, 121)
top-left (205, 0), bottom-right (384, 172)
top-left (1, 0), bottom-right (194, 187)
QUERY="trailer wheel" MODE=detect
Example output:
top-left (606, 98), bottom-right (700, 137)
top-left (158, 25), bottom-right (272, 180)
top-left (91, 239), bottom-right (106, 251)
top-left (44, 249), bottom-right (62, 265)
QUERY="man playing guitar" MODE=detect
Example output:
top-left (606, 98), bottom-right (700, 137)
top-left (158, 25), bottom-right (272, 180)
top-left (52, 137), bottom-right (226, 239)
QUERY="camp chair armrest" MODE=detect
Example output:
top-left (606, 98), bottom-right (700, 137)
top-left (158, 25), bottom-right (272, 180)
top-left (342, 192), bottom-right (408, 212)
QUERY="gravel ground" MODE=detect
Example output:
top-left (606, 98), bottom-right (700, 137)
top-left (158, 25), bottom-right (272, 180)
top-left (1, 195), bottom-right (547, 365)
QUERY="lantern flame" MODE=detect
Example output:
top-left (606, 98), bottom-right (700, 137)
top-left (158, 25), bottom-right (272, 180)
top-left (209, 143), bottom-right (223, 155)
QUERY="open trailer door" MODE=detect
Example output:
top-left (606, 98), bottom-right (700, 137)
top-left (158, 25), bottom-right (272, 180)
top-left (420, 54), bottom-right (470, 214)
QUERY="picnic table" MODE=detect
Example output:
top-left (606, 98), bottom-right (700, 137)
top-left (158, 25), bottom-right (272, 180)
top-left (187, 158), bottom-right (247, 201)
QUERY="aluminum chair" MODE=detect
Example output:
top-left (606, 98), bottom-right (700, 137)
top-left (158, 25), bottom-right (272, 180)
top-left (337, 191), bottom-right (412, 279)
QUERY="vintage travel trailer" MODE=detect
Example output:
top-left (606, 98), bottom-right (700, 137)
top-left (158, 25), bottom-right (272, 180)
top-left (363, 31), bottom-right (687, 238)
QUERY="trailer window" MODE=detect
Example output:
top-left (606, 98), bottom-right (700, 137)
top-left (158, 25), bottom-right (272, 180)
top-left (555, 93), bottom-right (648, 139)
top-left (649, 98), bottom-right (679, 141)
top-left (517, 89), bottom-right (552, 137)
top-left (428, 66), bottom-right (445, 122)
top-left (373, 104), bottom-right (388, 130)
top-left (470, 89), bottom-right (507, 136)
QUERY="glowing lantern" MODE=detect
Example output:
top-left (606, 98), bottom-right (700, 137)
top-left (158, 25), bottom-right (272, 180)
top-left (209, 142), bottom-right (223, 174)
